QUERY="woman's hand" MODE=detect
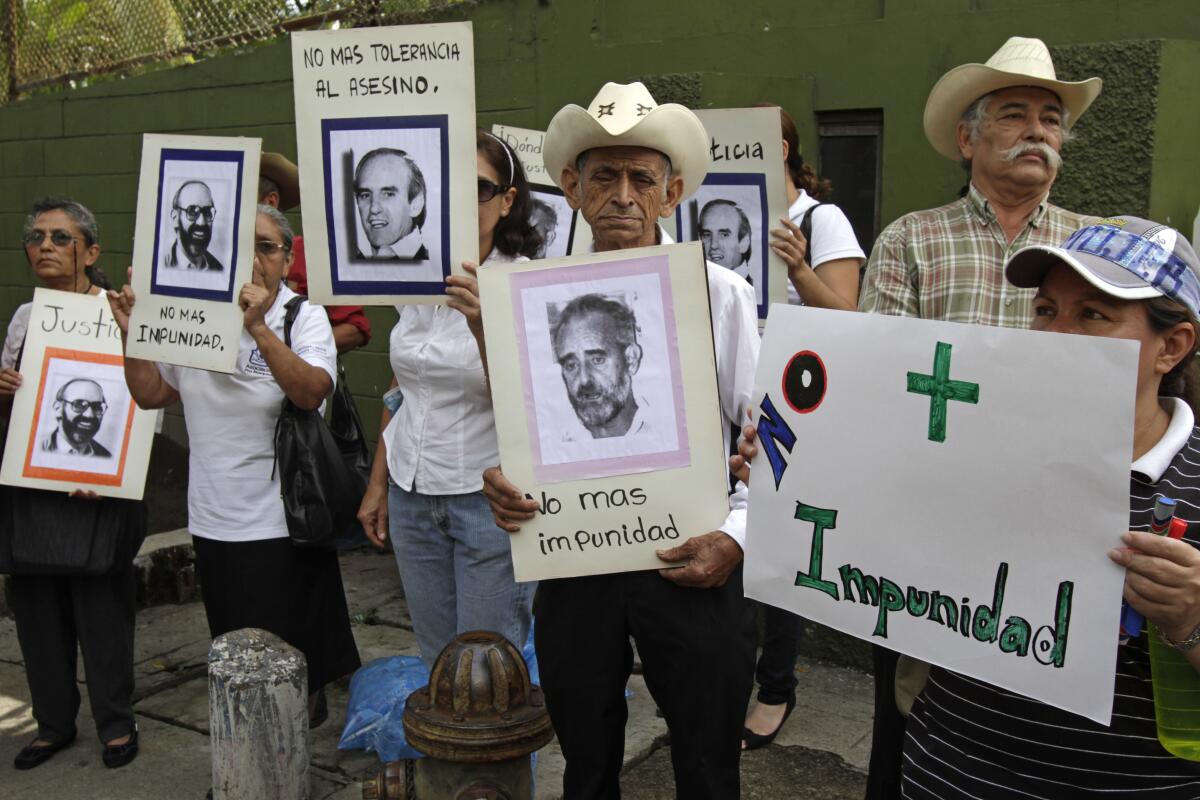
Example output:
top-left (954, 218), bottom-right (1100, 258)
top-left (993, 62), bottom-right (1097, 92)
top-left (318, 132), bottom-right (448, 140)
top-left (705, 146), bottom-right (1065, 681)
top-left (356, 479), bottom-right (390, 551)
top-left (0, 368), bottom-right (21, 397)
top-left (446, 262), bottom-right (482, 335)
top-left (239, 282), bottom-right (271, 334)
top-left (1109, 530), bottom-right (1200, 642)
top-left (107, 267), bottom-right (136, 337)
top-left (770, 217), bottom-right (813, 279)
top-left (69, 490), bottom-right (101, 500)
top-left (728, 421), bottom-right (759, 485)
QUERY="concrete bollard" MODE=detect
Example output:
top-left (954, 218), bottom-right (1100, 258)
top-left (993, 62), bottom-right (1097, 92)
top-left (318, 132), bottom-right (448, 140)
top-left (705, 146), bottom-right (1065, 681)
top-left (209, 628), bottom-right (309, 800)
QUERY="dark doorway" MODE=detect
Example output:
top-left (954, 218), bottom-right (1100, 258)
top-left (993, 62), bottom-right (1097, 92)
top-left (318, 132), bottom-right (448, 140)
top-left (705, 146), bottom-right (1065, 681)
top-left (817, 110), bottom-right (883, 252)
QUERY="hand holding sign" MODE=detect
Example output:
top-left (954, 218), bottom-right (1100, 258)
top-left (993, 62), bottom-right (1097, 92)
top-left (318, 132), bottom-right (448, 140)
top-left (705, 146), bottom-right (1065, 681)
top-left (656, 531), bottom-right (742, 588)
top-left (481, 466), bottom-right (539, 533)
top-left (1112, 530), bottom-right (1200, 644)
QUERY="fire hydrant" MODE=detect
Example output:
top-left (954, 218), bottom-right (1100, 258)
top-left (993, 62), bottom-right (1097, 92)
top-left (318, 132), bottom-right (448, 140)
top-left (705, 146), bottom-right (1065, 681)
top-left (362, 631), bottom-right (554, 800)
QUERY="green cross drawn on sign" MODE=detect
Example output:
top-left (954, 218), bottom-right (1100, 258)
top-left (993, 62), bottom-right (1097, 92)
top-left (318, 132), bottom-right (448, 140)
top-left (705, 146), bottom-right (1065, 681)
top-left (906, 341), bottom-right (979, 443)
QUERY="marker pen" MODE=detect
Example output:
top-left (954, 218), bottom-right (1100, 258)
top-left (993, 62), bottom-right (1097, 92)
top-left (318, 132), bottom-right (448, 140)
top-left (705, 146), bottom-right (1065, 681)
top-left (1121, 497), bottom-right (1185, 641)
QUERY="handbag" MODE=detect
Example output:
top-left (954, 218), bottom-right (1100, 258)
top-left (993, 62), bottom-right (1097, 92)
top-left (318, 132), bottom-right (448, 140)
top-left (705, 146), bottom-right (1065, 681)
top-left (273, 297), bottom-right (366, 549)
top-left (329, 360), bottom-right (372, 495)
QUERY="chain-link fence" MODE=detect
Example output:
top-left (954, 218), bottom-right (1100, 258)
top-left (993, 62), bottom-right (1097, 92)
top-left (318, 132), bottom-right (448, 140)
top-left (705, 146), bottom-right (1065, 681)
top-left (0, 0), bottom-right (472, 106)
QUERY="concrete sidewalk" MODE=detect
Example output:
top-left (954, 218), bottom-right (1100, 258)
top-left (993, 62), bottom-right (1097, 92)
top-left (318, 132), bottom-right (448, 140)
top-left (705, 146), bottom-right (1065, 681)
top-left (0, 535), bottom-right (871, 799)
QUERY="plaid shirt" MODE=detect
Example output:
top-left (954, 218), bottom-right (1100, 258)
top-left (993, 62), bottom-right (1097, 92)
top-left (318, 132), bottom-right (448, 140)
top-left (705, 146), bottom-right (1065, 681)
top-left (859, 184), bottom-right (1091, 328)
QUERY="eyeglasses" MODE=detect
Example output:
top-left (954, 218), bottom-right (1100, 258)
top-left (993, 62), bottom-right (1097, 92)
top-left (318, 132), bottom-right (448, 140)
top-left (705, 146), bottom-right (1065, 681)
top-left (63, 399), bottom-right (106, 415)
top-left (478, 178), bottom-right (510, 204)
top-left (23, 230), bottom-right (77, 247)
top-left (254, 240), bottom-right (288, 257)
top-left (176, 205), bottom-right (216, 223)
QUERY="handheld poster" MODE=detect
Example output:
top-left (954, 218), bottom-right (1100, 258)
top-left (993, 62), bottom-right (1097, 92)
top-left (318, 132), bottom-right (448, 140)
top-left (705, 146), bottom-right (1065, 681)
top-left (743, 305), bottom-right (1136, 724)
top-left (126, 133), bottom-right (260, 373)
top-left (292, 22), bottom-right (478, 305)
top-left (478, 242), bottom-right (729, 581)
top-left (2, 289), bottom-right (156, 499)
top-left (682, 107), bottom-right (789, 320)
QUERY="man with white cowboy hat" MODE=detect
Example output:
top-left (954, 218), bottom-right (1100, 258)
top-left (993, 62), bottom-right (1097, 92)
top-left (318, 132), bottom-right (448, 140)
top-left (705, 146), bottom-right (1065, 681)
top-left (481, 81), bottom-right (760, 799)
top-left (856, 36), bottom-right (1101, 797)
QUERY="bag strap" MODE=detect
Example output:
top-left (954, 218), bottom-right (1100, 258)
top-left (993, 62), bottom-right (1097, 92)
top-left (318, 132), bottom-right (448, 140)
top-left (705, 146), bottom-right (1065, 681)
top-left (799, 202), bottom-right (827, 266)
top-left (282, 295), bottom-right (306, 349)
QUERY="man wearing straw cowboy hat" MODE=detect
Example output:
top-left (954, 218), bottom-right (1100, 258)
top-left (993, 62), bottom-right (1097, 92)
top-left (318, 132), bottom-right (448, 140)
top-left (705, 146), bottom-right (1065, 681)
top-left (857, 37), bottom-right (1101, 797)
top-left (482, 81), bottom-right (760, 798)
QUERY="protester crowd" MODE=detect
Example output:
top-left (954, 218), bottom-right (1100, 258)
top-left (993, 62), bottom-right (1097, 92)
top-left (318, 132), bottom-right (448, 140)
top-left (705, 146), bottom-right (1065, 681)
top-left (2, 31), bottom-right (1200, 800)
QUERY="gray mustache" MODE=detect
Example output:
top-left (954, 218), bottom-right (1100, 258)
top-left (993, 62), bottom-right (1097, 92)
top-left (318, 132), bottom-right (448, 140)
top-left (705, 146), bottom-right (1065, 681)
top-left (999, 141), bottom-right (1063, 169)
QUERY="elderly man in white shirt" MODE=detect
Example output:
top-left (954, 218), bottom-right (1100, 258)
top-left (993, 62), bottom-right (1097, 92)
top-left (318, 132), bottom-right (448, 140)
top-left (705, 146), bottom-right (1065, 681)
top-left (482, 82), bottom-right (760, 800)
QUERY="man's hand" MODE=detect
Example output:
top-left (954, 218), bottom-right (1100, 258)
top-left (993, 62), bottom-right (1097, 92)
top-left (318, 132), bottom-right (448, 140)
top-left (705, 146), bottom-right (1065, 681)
top-left (657, 531), bottom-right (744, 588)
top-left (357, 480), bottom-right (390, 551)
top-left (728, 422), bottom-right (758, 485)
top-left (239, 283), bottom-right (272, 334)
top-left (1110, 530), bottom-right (1200, 642)
top-left (481, 466), bottom-right (539, 533)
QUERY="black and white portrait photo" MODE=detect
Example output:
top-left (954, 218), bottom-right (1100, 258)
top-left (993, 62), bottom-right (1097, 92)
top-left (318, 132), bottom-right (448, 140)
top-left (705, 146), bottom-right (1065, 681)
top-left (27, 355), bottom-right (133, 479)
top-left (323, 116), bottom-right (449, 294)
top-left (512, 258), bottom-right (690, 481)
top-left (677, 174), bottom-right (769, 306)
top-left (529, 187), bottom-right (575, 260)
top-left (150, 149), bottom-right (244, 302)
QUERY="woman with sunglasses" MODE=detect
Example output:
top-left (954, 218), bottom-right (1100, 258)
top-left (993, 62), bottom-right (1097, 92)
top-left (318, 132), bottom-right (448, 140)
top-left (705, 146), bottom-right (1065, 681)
top-left (0, 197), bottom-right (145, 770)
top-left (108, 205), bottom-right (360, 727)
top-left (357, 130), bottom-right (543, 668)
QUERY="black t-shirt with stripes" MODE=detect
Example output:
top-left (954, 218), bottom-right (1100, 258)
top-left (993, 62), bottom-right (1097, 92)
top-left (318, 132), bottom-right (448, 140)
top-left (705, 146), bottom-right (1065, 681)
top-left (902, 425), bottom-right (1200, 799)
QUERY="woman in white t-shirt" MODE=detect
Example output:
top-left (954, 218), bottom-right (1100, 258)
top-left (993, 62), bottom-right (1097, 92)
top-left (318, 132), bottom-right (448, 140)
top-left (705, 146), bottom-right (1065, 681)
top-left (109, 205), bottom-right (360, 726)
top-left (356, 131), bottom-right (542, 668)
top-left (743, 107), bottom-right (868, 750)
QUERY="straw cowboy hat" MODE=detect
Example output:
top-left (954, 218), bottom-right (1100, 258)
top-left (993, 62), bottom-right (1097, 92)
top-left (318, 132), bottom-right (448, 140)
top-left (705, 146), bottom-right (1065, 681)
top-left (259, 152), bottom-right (301, 210)
top-left (923, 36), bottom-right (1102, 160)
top-left (542, 81), bottom-right (709, 198)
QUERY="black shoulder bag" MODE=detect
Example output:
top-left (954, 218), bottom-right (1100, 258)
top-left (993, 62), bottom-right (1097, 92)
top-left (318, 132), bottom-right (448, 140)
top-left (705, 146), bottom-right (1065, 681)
top-left (273, 297), bottom-right (365, 549)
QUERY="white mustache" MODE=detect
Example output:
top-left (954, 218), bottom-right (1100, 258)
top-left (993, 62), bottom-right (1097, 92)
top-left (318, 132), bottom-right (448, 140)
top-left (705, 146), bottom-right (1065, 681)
top-left (999, 141), bottom-right (1062, 169)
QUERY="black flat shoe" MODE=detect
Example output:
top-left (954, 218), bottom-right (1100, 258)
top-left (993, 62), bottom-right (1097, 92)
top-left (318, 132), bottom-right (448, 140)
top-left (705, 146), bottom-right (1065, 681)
top-left (101, 728), bottom-right (139, 769)
top-left (742, 692), bottom-right (797, 751)
top-left (309, 688), bottom-right (328, 729)
top-left (14, 732), bottom-right (76, 770)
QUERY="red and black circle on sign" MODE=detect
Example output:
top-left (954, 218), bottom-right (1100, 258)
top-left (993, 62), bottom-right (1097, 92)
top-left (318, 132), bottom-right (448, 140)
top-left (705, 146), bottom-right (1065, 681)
top-left (782, 350), bottom-right (827, 414)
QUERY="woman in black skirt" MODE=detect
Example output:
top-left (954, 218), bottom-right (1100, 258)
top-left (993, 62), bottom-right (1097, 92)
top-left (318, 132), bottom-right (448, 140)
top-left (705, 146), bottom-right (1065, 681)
top-left (108, 205), bottom-right (360, 724)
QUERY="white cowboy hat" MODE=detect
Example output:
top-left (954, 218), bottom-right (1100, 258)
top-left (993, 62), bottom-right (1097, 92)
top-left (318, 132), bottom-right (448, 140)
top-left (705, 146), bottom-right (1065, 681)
top-left (923, 36), bottom-right (1102, 160)
top-left (542, 81), bottom-right (709, 198)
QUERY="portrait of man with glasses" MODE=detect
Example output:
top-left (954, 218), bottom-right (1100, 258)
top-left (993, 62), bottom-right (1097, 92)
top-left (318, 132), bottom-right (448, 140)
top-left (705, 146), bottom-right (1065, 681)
top-left (40, 377), bottom-right (112, 457)
top-left (162, 180), bottom-right (225, 273)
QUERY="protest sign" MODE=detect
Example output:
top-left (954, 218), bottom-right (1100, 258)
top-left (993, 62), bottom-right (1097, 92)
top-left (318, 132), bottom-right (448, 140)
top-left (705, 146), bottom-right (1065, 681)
top-left (491, 124), bottom-right (591, 259)
top-left (292, 22), bottom-right (477, 305)
top-left (479, 242), bottom-right (729, 581)
top-left (126, 133), bottom-right (260, 373)
top-left (680, 108), bottom-right (789, 320)
top-left (743, 305), bottom-right (1136, 724)
top-left (2, 289), bottom-right (156, 499)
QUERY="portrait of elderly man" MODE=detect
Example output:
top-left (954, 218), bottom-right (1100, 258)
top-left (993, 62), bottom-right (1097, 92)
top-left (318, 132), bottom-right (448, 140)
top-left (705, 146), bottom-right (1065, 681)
top-left (483, 81), bottom-right (760, 799)
top-left (551, 292), bottom-right (647, 441)
top-left (162, 180), bottom-right (223, 272)
top-left (353, 147), bottom-right (429, 261)
top-left (40, 377), bottom-right (111, 457)
top-left (856, 35), bottom-right (1101, 797)
top-left (698, 198), bottom-right (753, 281)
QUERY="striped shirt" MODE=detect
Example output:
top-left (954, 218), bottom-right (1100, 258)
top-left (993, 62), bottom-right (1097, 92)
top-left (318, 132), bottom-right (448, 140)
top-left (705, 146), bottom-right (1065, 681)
top-left (902, 398), bottom-right (1200, 799)
top-left (859, 184), bottom-right (1091, 328)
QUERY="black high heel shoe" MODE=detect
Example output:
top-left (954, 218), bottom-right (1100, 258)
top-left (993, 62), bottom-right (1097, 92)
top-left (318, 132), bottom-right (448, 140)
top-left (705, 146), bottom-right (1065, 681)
top-left (741, 692), bottom-right (797, 751)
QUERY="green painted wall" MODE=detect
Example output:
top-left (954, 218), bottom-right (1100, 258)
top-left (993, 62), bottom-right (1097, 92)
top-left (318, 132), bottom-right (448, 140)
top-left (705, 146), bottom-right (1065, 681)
top-left (1, 0), bottom-right (1199, 451)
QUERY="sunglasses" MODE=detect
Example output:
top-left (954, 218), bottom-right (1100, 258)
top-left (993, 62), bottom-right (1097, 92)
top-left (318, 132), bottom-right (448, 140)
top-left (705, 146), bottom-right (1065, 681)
top-left (478, 178), bottom-right (510, 204)
top-left (254, 240), bottom-right (288, 257)
top-left (176, 205), bottom-right (216, 223)
top-left (62, 399), bottom-right (106, 415)
top-left (23, 230), bottom-right (77, 247)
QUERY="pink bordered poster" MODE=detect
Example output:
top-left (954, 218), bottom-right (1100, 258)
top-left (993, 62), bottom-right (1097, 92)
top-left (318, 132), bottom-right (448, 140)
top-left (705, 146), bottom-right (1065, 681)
top-left (478, 242), bottom-right (729, 581)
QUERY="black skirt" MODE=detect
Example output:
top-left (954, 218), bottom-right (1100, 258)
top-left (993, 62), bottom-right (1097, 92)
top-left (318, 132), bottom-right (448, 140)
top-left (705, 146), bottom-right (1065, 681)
top-left (192, 535), bottom-right (361, 691)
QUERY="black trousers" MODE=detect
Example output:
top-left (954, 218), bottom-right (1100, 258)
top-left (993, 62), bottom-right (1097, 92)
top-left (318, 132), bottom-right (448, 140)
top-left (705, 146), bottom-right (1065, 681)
top-left (534, 566), bottom-right (756, 800)
top-left (752, 599), bottom-right (806, 705)
top-left (864, 645), bottom-right (905, 800)
top-left (10, 566), bottom-right (138, 744)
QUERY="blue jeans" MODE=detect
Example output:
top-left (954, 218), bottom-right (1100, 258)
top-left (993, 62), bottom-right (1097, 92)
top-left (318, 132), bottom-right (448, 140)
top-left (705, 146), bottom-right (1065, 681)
top-left (388, 482), bottom-right (534, 669)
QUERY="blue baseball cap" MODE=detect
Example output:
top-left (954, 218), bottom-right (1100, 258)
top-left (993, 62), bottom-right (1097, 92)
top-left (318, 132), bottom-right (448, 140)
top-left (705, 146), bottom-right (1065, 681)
top-left (1005, 216), bottom-right (1200, 320)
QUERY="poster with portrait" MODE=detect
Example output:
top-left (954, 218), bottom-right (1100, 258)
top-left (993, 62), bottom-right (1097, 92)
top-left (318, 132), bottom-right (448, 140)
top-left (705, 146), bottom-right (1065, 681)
top-left (478, 242), bottom-right (730, 581)
top-left (1, 289), bottom-right (156, 499)
top-left (293, 22), bottom-right (478, 304)
top-left (491, 124), bottom-right (590, 259)
top-left (127, 133), bottom-right (260, 373)
top-left (679, 108), bottom-right (789, 319)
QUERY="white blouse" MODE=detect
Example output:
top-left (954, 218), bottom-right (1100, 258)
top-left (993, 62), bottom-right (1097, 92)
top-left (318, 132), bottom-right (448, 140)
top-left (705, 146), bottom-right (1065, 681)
top-left (383, 250), bottom-right (523, 495)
